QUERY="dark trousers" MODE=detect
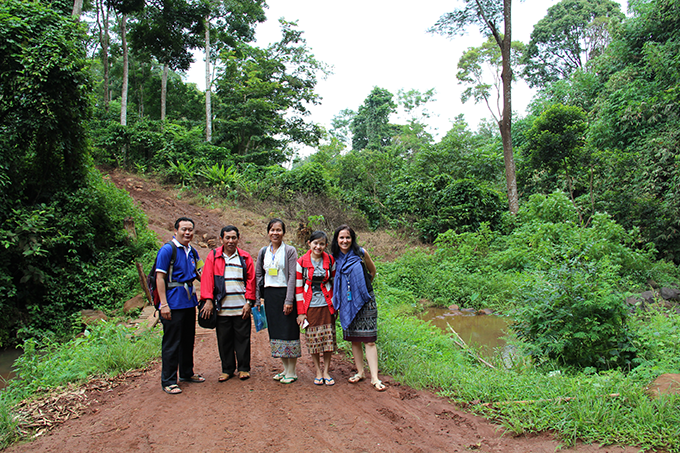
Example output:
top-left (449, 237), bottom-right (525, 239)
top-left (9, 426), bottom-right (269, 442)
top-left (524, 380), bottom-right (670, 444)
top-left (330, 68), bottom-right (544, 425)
top-left (160, 307), bottom-right (196, 387)
top-left (216, 314), bottom-right (251, 374)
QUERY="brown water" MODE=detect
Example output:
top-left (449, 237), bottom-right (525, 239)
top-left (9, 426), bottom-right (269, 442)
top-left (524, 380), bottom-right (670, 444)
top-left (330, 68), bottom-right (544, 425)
top-left (418, 307), bottom-right (512, 358)
top-left (0, 348), bottom-right (22, 389)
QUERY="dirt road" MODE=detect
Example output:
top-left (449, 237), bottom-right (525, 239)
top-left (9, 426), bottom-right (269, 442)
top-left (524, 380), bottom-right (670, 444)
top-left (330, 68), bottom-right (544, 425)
top-left (5, 171), bottom-right (641, 453)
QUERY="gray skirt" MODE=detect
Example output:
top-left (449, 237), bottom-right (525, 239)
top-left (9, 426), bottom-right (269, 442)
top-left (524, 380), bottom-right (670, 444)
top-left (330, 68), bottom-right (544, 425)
top-left (343, 294), bottom-right (377, 343)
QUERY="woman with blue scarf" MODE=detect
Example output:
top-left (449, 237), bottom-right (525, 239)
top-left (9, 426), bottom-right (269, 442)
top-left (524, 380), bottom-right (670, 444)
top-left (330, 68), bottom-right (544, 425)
top-left (331, 225), bottom-right (386, 392)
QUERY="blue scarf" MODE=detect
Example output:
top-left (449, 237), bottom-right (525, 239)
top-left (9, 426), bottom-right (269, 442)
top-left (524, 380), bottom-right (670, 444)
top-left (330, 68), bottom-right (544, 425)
top-left (333, 249), bottom-right (371, 330)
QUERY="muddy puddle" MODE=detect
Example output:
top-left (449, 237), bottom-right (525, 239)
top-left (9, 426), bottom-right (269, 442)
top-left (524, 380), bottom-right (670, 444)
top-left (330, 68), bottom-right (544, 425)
top-left (0, 348), bottom-right (21, 389)
top-left (418, 307), bottom-right (512, 358)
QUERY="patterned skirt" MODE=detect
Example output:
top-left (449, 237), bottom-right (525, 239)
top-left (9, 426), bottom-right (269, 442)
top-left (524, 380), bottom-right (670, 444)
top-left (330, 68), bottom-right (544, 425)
top-left (264, 287), bottom-right (301, 358)
top-left (343, 294), bottom-right (377, 343)
top-left (305, 306), bottom-right (337, 354)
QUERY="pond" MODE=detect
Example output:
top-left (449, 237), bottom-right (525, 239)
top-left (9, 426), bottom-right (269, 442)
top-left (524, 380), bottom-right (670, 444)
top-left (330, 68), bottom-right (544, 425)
top-left (418, 307), bottom-right (512, 358)
top-left (0, 348), bottom-right (22, 389)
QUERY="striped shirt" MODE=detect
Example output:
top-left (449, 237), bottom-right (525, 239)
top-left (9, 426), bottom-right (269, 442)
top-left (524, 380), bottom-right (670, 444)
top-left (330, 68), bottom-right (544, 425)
top-left (219, 251), bottom-right (246, 317)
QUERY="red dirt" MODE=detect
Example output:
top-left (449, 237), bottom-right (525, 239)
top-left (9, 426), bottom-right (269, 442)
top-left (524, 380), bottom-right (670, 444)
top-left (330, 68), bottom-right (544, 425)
top-left (5, 171), bottom-right (642, 453)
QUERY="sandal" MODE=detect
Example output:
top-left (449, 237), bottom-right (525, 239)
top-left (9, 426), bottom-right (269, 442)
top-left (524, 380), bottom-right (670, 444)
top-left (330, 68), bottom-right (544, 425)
top-left (273, 372), bottom-right (286, 381)
top-left (163, 384), bottom-right (182, 394)
top-left (313, 377), bottom-right (324, 386)
top-left (348, 373), bottom-right (365, 384)
top-left (239, 371), bottom-right (250, 380)
top-left (324, 377), bottom-right (335, 386)
top-left (218, 373), bottom-right (231, 382)
top-left (280, 376), bottom-right (298, 384)
top-left (180, 374), bottom-right (206, 383)
top-left (372, 380), bottom-right (387, 392)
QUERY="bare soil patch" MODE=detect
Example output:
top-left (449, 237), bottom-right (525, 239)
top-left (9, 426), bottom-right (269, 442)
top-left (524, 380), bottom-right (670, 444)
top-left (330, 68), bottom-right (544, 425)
top-left (5, 170), bottom-right (641, 452)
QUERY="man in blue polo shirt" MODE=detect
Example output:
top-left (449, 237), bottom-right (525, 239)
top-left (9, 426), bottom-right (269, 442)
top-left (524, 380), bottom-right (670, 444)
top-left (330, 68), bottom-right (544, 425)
top-left (156, 217), bottom-right (204, 394)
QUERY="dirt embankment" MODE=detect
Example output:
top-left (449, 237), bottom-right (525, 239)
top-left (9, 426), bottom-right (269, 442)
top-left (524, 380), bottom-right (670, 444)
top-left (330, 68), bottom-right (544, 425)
top-left (6, 171), bottom-right (641, 453)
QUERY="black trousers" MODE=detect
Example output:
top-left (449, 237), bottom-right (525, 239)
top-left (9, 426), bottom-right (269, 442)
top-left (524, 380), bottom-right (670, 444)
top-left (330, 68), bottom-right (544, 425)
top-left (160, 307), bottom-right (196, 387)
top-left (216, 314), bottom-right (252, 374)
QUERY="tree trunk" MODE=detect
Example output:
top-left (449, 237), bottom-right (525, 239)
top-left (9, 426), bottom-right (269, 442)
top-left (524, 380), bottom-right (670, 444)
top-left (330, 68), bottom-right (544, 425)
top-left (72, 0), bottom-right (83, 17)
top-left (97, 0), bottom-right (110, 112)
top-left (500, 0), bottom-right (519, 214)
top-left (120, 13), bottom-right (128, 127)
top-left (205, 16), bottom-right (212, 142)
top-left (161, 64), bottom-right (168, 121)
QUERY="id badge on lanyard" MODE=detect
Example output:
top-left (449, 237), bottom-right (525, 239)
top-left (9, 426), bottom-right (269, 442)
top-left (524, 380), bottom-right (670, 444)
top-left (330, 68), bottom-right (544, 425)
top-left (268, 244), bottom-right (280, 276)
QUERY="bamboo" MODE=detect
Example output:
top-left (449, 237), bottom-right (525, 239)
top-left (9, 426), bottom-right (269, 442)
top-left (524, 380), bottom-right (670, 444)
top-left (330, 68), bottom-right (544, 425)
top-left (479, 393), bottom-right (621, 408)
top-left (446, 322), bottom-right (496, 369)
top-left (135, 262), bottom-right (153, 307)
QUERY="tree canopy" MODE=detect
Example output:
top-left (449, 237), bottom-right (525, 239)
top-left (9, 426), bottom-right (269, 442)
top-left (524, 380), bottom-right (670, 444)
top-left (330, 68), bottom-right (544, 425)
top-left (521, 0), bottom-right (623, 88)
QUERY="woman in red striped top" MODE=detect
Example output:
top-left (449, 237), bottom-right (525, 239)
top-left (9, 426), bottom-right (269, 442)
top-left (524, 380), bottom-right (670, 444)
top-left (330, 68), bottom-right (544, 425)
top-left (295, 231), bottom-right (337, 386)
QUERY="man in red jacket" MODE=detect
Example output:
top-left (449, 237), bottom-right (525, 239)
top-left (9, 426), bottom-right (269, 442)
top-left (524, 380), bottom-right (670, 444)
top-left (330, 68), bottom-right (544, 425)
top-left (200, 226), bottom-right (256, 381)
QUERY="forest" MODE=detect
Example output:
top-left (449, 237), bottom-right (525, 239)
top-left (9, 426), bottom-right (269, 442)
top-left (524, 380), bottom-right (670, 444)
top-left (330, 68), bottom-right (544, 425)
top-left (1, 0), bottom-right (680, 449)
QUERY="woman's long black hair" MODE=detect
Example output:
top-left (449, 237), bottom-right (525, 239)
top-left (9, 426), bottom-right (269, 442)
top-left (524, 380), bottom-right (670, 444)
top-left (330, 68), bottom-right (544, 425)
top-left (331, 224), bottom-right (362, 257)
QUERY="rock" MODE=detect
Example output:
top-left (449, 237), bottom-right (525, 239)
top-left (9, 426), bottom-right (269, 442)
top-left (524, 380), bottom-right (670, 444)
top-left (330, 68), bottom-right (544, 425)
top-left (640, 290), bottom-right (655, 304)
top-left (81, 309), bottom-right (107, 325)
top-left (198, 241), bottom-right (208, 248)
top-left (243, 219), bottom-right (255, 227)
top-left (625, 296), bottom-right (640, 306)
top-left (448, 304), bottom-right (459, 311)
top-left (207, 238), bottom-right (218, 248)
top-left (660, 287), bottom-right (680, 301)
top-left (461, 307), bottom-right (476, 313)
top-left (477, 308), bottom-right (493, 315)
top-left (645, 374), bottom-right (680, 399)
top-left (647, 278), bottom-right (659, 289)
top-left (123, 294), bottom-right (147, 313)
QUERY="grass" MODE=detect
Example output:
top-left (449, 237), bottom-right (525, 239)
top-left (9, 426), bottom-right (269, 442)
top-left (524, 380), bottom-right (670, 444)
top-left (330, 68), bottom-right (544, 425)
top-left (0, 322), bottom-right (161, 448)
top-left (377, 298), bottom-right (680, 451)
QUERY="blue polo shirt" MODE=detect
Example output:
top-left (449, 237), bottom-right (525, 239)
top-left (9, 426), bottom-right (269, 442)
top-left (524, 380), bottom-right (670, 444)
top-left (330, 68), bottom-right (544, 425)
top-left (156, 238), bottom-right (199, 310)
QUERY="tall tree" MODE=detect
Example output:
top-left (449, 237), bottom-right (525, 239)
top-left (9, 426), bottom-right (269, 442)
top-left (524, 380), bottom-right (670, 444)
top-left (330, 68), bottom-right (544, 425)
top-left (213, 20), bottom-right (329, 164)
top-left (130, 0), bottom-right (207, 121)
top-left (109, 0), bottom-right (145, 127)
top-left (521, 0), bottom-right (624, 88)
top-left (351, 87), bottom-right (397, 151)
top-left (95, 0), bottom-right (111, 111)
top-left (430, 0), bottom-right (519, 214)
top-left (457, 36), bottom-right (524, 124)
top-left (203, 0), bottom-right (266, 141)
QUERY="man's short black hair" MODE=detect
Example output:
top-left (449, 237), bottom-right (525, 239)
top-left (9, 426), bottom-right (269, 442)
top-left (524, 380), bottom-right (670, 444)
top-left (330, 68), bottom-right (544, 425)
top-left (174, 217), bottom-right (195, 229)
top-left (220, 225), bottom-right (240, 238)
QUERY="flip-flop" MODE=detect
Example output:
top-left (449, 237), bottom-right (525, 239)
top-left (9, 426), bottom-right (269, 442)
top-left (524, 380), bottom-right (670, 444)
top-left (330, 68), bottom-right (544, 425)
top-left (372, 380), bottom-right (387, 392)
top-left (163, 384), bottom-right (182, 394)
top-left (218, 373), bottom-right (231, 382)
top-left (273, 372), bottom-right (286, 381)
top-left (280, 376), bottom-right (298, 384)
top-left (313, 377), bottom-right (324, 385)
top-left (180, 374), bottom-right (206, 383)
top-left (348, 373), bottom-right (365, 384)
top-left (324, 377), bottom-right (335, 386)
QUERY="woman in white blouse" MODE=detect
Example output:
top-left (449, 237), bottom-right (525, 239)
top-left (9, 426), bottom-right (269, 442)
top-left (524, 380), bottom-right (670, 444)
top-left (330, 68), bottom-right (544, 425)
top-left (255, 219), bottom-right (299, 384)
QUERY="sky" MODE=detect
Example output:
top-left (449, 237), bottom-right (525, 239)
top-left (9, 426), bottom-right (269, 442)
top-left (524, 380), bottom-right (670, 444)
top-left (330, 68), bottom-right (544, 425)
top-left (185, 0), bottom-right (628, 151)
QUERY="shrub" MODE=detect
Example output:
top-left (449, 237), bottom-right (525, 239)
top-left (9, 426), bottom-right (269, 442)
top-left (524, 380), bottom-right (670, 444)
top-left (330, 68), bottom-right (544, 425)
top-left (511, 257), bottom-right (638, 371)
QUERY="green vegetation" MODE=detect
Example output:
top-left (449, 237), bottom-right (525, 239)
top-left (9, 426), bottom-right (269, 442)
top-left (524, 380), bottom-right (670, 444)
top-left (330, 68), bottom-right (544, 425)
top-left (0, 322), bottom-right (161, 448)
top-left (373, 197), bottom-right (680, 448)
top-left (0, 1), bottom-right (158, 345)
top-left (2, 0), bottom-right (680, 450)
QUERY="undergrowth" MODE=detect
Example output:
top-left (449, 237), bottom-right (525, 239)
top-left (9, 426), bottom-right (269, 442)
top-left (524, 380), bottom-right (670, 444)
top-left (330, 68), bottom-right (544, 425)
top-left (0, 322), bottom-right (161, 448)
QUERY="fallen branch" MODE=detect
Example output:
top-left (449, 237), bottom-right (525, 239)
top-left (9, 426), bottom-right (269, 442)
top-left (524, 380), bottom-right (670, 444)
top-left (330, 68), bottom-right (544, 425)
top-left (447, 322), bottom-right (495, 369)
top-left (478, 393), bottom-right (621, 408)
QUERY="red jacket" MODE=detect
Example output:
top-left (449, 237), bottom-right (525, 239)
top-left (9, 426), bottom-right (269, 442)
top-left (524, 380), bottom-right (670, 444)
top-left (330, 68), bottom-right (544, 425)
top-left (200, 246), bottom-right (256, 304)
top-left (295, 250), bottom-right (335, 315)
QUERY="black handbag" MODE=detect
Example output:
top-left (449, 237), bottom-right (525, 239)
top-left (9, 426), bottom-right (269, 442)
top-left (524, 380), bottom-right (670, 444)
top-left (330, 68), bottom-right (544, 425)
top-left (197, 299), bottom-right (217, 329)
